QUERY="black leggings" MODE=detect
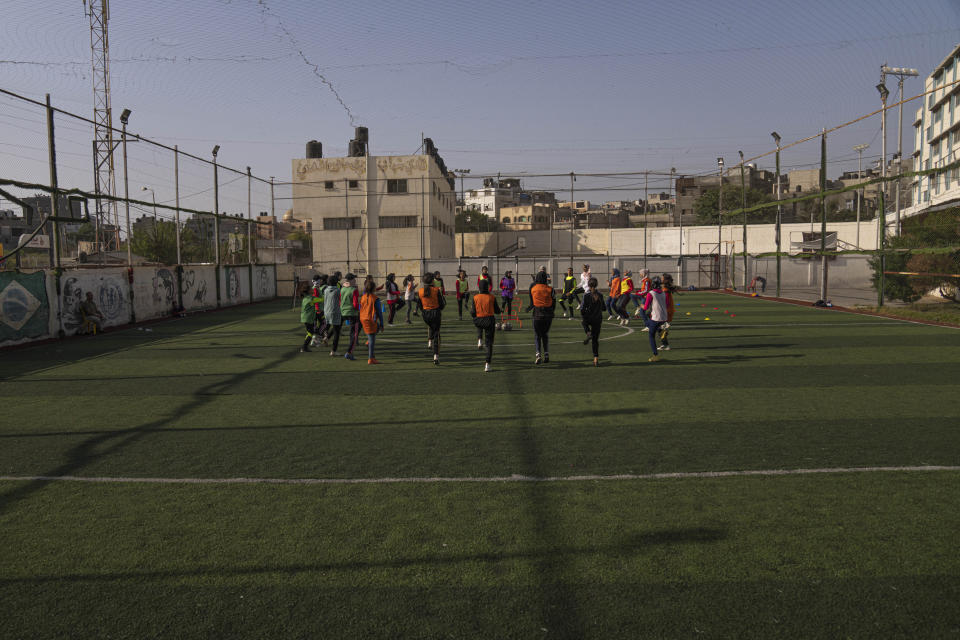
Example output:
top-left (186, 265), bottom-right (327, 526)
top-left (502, 297), bottom-right (513, 315)
top-left (422, 309), bottom-right (442, 355)
top-left (457, 296), bottom-right (468, 318)
top-left (582, 317), bottom-right (601, 357)
top-left (475, 321), bottom-right (495, 363)
top-left (328, 323), bottom-right (342, 351)
top-left (534, 317), bottom-right (552, 355)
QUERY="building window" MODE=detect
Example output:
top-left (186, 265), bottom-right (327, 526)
top-left (323, 216), bottom-right (360, 230)
top-left (324, 181), bottom-right (335, 190)
top-left (379, 215), bottom-right (417, 229)
top-left (387, 179), bottom-right (407, 194)
top-left (348, 180), bottom-right (359, 189)
top-left (503, 217), bottom-right (511, 223)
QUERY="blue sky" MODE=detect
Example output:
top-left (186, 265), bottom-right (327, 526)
top-left (2, 0), bottom-right (959, 211)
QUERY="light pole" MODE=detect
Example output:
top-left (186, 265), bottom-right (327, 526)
top-left (881, 65), bottom-right (919, 235)
top-left (141, 186), bottom-right (157, 219)
top-left (672, 167), bottom-right (680, 285)
top-left (876, 81), bottom-right (889, 306)
top-left (853, 143), bottom-right (869, 248)
top-left (120, 108), bottom-right (132, 267)
top-left (453, 168), bottom-right (470, 260)
top-left (772, 132), bottom-right (782, 297)
top-left (739, 150), bottom-right (747, 291)
top-left (141, 186), bottom-right (158, 263)
top-left (212, 144), bottom-right (220, 265)
top-left (717, 156), bottom-right (724, 289)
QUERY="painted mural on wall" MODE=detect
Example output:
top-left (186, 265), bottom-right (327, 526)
top-left (0, 272), bottom-right (50, 343)
top-left (220, 266), bottom-right (249, 305)
top-left (61, 270), bottom-right (128, 334)
top-left (131, 267), bottom-right (179, 321)
top-left (253, 265), bottom-right (276, 300)
top-left (181, 267), bottom-right (215, 311)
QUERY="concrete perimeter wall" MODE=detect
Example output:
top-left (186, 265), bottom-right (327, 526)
top-left (0, 263), bottom-right (278, 348)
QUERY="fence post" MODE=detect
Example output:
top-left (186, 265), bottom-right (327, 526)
top-left (45, 94), bottom-right (61, 270)
top-left (820, 129), bottom-right (829, 302)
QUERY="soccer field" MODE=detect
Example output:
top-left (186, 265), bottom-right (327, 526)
top-left (2, 292), bottom-right (959, 639)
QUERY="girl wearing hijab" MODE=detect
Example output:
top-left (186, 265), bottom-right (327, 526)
top-left (527, 270), bottom-right (556, 364)
top-left (471, 279), bottom-right (501, 372)
top-left (579, 276), bottom-right (605, 366)
top-left (499, 270), bottom-right (516, 317)
top-left (418, 272), bottom-right (445, 365)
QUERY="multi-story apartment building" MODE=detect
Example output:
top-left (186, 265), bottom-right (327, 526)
top-left (912, 42), bottom-right (960, 211)
top-left (292, 134), bottom-right (456, 274)
top-left (463, 178), bottom-right (522, 218)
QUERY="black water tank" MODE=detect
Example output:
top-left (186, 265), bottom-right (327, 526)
top-left (306, 140), bottom-right (323, 158)
top-left (355, 126), bottom-right (368, 143)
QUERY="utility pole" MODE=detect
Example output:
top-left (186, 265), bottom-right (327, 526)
top-left (717, 157), bottom-right (724, 289)
top-left (853, 143), bottom-right (869, 249)
top-left (881, 65), bottom-right (919, 235)
top-left (877, 79), bottom-right (890, 306)
top-left (772, 132), bottom-right (782, 297)
top-left (819, 129), bottom-right (828, 303)
top-left (121, 108), bottom-right (132, 267)
top-left (643, 171), bottom-right (648, 270)
top-left (739, 150), bottom-right (747, 291)
top-left (46, 94), bottom-right (61, 269)
top-left (672, 168), bottom-right (681, 286)
top-left (569, 172), bottom-right (575, 268)
top-left (174, 145), bottom-right (181, 265)
top-left (453, 168), bottom-right (470, 259)
top-left (212, 144), bottom-right (220, 265)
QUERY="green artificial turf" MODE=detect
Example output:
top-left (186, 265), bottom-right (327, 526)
top-left (2, 293), bottom-right (959, 638)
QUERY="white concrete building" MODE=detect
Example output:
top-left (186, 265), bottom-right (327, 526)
top-left (463, 178), bottom-right (521, 219)
top-left (292, 149), bottom-right (457, 275)
top-left (912, 42), bottom-right (960, 211)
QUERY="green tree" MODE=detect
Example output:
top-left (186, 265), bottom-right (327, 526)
top-left (130, 220), bottom-right (180, 264)
top-left (869, 208), bottom-right (960, 303)
top-left (456, 208), bottom-right (499, 232)
top-left (693, 184), bottom-right (774, 225)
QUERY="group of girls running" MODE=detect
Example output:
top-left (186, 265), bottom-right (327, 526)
top-left (297, 265), bottom-right (676, 370)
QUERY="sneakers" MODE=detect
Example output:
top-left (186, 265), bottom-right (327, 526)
top-left (633, 310), bottom-right (641, 317)
top-left (622, 318), bottom-right (629, 326)
top-left (367, 358), bottom-right (380, 364)
top-left (562, 312), bottom-right (568, 318)
top-left (544, 353), bottom-right (550, 363)
top-left (662, 322), bottom-right (671, 329)
top-left (300, 346), bottom-right (310, 353)
top-left (535, 353), bottom-right (542, 365)
top-left (641, 326), bottom-right (649, 332)
top-left (428, 339), bottom-right (433, 349)
top-left (484, 362), bottom-right (491, 372)
top-left (477, 338), bottom-right (483, 349)
top-left (593, 357), bottom-right (599, 367)
top-left (659, 345), bottom-right (671, 351)
top-left (329, 350), bottom-right (337, 357)
top-left (648, 354), bottom-right (660, 362)
top-left (582, 333), bottom-right (591, 345)
top-left (343, 352), bottom-right (355, 360)
top-left (607, 315), bottom-right (614, 321)
top-left (433, 354), bottom-right (439, 365)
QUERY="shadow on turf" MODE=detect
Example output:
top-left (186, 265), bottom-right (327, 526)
top-left (0, 527), bottom-right (728, 585)
top-left (0, 407), bottom-right (642, 440)
top-left (0, 354), bottom-right (288, 518)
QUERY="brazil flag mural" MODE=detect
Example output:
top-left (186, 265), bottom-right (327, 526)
top-left (0, 272), bottom-right (50, 342)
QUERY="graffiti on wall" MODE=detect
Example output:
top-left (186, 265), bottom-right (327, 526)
top-left (254, 266), bottom-right (271, 298)
top-left (152, 269), bottom-right (176, 307)
top-left (225, 267), bottom-right (242, 300)
top-left (181, 269), bottom-right (209, 305)
top-left (0, 272), bottom-right (49, 342)
top-left (61, 274), bottom-right (127, 332)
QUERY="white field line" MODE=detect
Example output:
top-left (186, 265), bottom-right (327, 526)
top-left (1, 466), bottom-right (958, 487)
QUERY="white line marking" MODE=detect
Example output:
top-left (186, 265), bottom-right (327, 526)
top-left (2, 466), bottom-right (957, 486)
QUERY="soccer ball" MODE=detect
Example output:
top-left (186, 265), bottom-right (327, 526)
top-left (503, 322), bottom-right (512, 331)
top-left (496, 322), bottom-right (502, 331)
